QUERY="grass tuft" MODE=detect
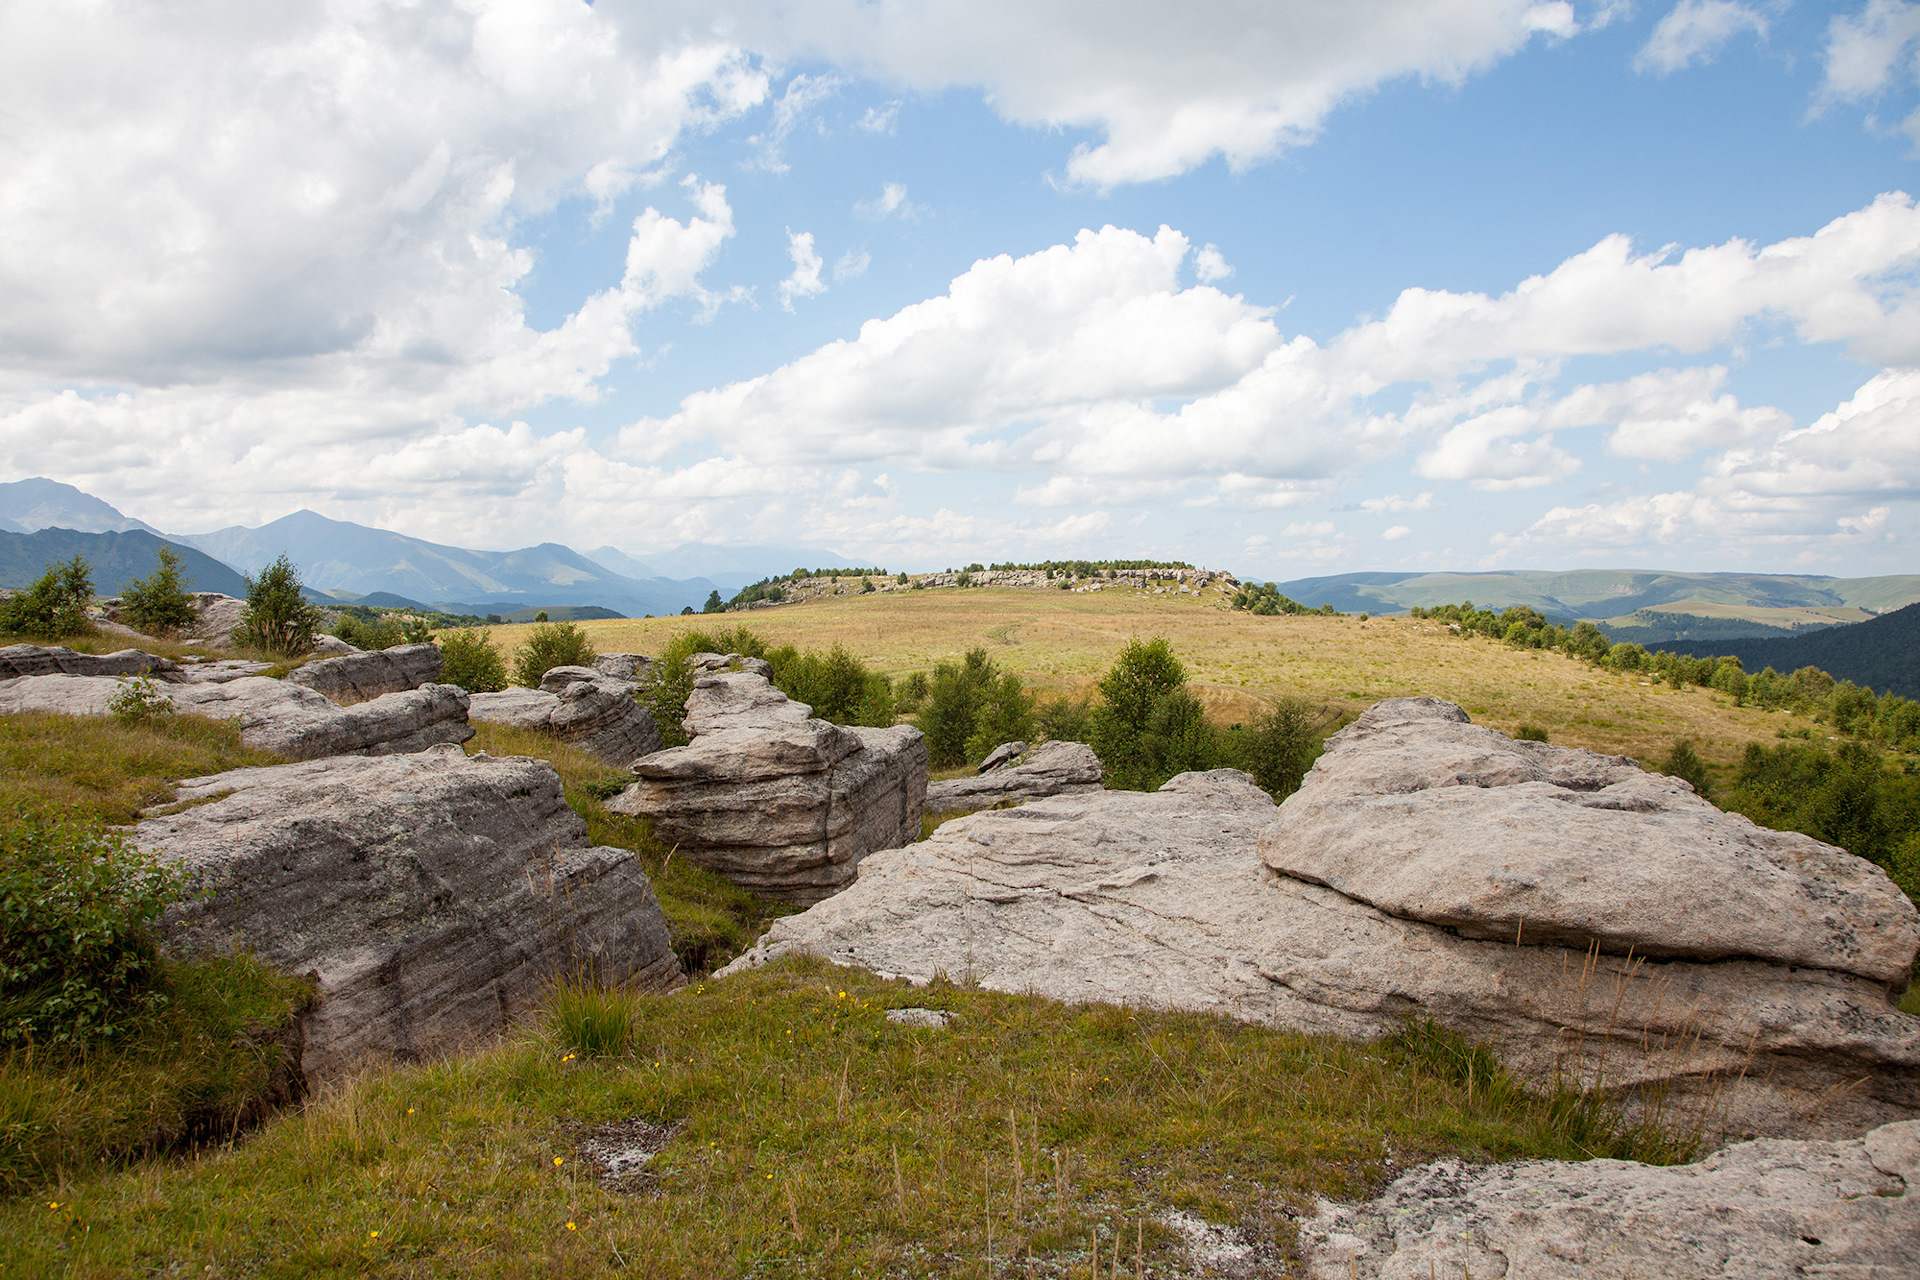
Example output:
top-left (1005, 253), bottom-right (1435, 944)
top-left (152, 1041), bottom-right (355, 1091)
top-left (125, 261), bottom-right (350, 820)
top-left (545, 975), bottom-right (643, 1058)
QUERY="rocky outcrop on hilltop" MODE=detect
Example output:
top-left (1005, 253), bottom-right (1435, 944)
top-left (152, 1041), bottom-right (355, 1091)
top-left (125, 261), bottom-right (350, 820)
top-left (923, 739), bottom-right (1104, 814)
top-left (0, 672), bottom-right (473, 759)
top-left (607, 670), bottom-right (926, 903)
top-left (1300, 1119), bottom-right (1920, 1279)
top-left (723, 701), bottom-right (1920, 1140)
top-left (137, 744), bottom-right (680, 1081)
top-left (467, 665), bottom-right (661, 766)
top-left (0, 643), bottom-right (178, 680)
top-left (287, 641), bottom-right (443, 704)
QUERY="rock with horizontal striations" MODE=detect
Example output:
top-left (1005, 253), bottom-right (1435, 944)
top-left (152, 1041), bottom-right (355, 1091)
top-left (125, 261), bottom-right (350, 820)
top-left (925, 740), bottom-right (1104, 814)
top-left (977, 741), bottom-right (1027, 773)
top-left (0, 673), bottom-right (473, 759)
top-left (136, 745), bottom-right (680, 1082)
top-left (608, 672), bottom-right (926, 903)
top-left (1261, 697), bottom-right (1920, 984)
top-left (722, 763), bottom-right (1920, 1140)
top-left (1299, 1119), bottom-right (1920, 1279)
top-left (287, 642), bottom-right (441, 704)
top-left (0, 643), bottom-right (178, 681)
top-left (309, 634), bottom-right (359, 657)
top-left (592, 653), bottom-right (653, 681)
top-left (466, 667), bottom-right (661, 766)
top-left (182, 593), bottom-right (248, 647)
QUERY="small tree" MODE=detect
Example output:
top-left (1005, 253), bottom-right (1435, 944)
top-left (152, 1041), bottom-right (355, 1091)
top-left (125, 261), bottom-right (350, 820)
top-left (1233, 700), bottom-right (1324, 802)
top-left (1090, 637), bottom-right (1220, 790)
top-left (437, 628), bottom-right (509, 693)
top-left (118, 545), bottom-right (198, 636)
top-left (703, 590), bottom-right (725, 614)
top-left (916, 648), bottom-right (999, 767)
top-left (1662, 739), bottom-right (1712, 799)
top-left (1, 555), bottom-right (95, 640)
top-left (238, 555), bottom-right (323, 656)
top-left (511, 621), bottom-right (597, 687)
top-left (966, 672), bottom-right (1038, 761)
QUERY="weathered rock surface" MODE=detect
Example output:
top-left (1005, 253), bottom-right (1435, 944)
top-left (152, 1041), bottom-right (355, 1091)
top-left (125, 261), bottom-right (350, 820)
top-left (182, 592), bottom-right (248, 646)
top-left (1263, 697), bottom-right (1920, 983)
top-left (924, 740), bottom-right (1105, 814)
top-left (310, 633), bottom-right (360, 657)
top-left (1300, 1119), bottom-right (1920, 1279)
top-left (0, 643), bottom-right (178, 681)
top-left (0, 673), bottom-right (473, 759)
top-left (287, 642), bottom-right (443, 704)
top-left (172, 657), bottom-right (275, 683)
top-left (977, 741), bottom-right (1027, 772)
top-left (592, 653), bottom-right (653, 681)
top-left (137, 745), bottom-right (680, 1081)
top-left (608, 672), bottom-right (927, 903)
top-left (466, 666), bottom-right (661, 766)
top-left (722, 764), bottom-right (1920, 1139)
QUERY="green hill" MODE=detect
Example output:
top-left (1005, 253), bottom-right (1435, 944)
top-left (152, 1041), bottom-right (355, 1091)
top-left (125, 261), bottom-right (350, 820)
top-left (0, 527), bottom-right (248, 599)
top-left (1662, 602), bottom-right (1920, 699)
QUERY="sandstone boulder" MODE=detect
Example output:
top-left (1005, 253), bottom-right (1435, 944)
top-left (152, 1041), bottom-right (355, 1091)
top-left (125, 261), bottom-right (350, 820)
top-left (1300, 1119), bottom-right (1920, 1279)
top-left (1262, 697), bottom-right (1920, 983)
top-left (722, 764), bottom-right (1920, 1139)
top-left (593, 653), bottom-right (653, 681)
top-left (466, 666), bottom-right (661, 766)
top-left (287, 642), bottom-right (443, 704)
top-left (309, 633), bottom-right (360, 657)
top-left (0, 643), bottom-right (178, 681)
top-left (182, 592), bottom-right (248, 646)
top-left (924, 739), bottom-right (1105, 814)
top-left (0, 673), bottom-right (474, 760)
top-left (977, 741), bottom-right (1027, 772)
top-left (137, 745), bottom-right (680, 1081)
top-left (172, 657), bottom-right (276, 683)
top-left (608, 672), bottom-right (927, 903)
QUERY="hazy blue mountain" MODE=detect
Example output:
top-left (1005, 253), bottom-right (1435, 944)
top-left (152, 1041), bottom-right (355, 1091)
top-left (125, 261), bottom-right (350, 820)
top-left (1663, 604), bottom-right (1920, 700)
top-left (0, 528), bottom-right (248, 597)
top-left (0, 478), bottom-right (160, 536)
top-left (583, 545), bottom-right (657, 580)
top-left (636, 541), bottom-right (859, 588)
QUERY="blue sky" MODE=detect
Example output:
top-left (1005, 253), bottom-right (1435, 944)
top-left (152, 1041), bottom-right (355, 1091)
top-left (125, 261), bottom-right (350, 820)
top-left (4, 1), bottom-right (1920, 579)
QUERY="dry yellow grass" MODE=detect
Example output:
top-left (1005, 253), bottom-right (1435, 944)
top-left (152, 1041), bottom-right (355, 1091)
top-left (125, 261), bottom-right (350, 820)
top-left (470, 586), bottom-right (1815, 772)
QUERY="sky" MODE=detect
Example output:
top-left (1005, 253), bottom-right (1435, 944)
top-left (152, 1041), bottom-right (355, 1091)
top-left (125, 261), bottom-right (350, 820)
top-left (5, 1), bottom-right (1920, 580)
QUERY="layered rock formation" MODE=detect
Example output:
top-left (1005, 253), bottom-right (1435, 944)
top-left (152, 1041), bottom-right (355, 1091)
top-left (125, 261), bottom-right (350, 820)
top-left (137, 744), bottom-right (680, 1081)
top-left (607, 671), bottom-right (926, 903)
top-left (592, 653), bottom-right (653, 681)
top-left (467, 665), bottom-right (661, 766)
top-left (1301, 1119), bottom-right (1920, 1279)
top-left (723, 701), bottom-right (1920, 1140)
top-left (287, 642), bottom-right (442, 704)
top-left (923, 739), bottom-right (1104, 814)
top-left (0, 672), bottom-right (473, 759)
top-left (0, 643), bottom-right (178, 680)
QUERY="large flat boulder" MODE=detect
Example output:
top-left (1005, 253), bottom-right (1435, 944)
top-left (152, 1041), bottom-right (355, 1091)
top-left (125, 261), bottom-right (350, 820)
top-left (0, 673), bottom-right (474, 759)
top-left (1300, 1119), bottom-right (1920, 1279)
top-left (136, 745), bottom-right (680, 1082)
top-left (722, 766), bottom-right (1920, 1140)
top-left (607, 672), bottom-right (926, 903)
top-left (1262, 697), bottom-right (1920, 983)
top-left (466, 666), bottom-right (661, 766)
top-left (287, 642), bottom-right (443, 704)
top-left (0, 643), bottom-right (178, 680)
top-left (924, 739), bottom-right (1104, 814)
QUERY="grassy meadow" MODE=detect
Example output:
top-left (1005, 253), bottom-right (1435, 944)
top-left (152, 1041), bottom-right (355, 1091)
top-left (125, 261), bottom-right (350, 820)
top-left (479, 585), bottom-right (1823, 781)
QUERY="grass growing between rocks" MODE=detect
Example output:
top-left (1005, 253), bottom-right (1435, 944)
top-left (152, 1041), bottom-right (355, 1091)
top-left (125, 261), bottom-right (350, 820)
top-left (463, 723), bottom-right (791, 974)
top-left (0, 712), bottom-right (279, 823)
top-left (0, 956), bottom-right (1691, 1278)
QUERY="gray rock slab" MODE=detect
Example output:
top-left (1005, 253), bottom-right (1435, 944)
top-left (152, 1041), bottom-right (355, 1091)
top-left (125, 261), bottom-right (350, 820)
top-left (721, 768), bottom-right (1920, 1140)
top-left (977, 741), bottom-right (1027, 773)
top-left (681, 669), bottom-right (813, 736)
top-left (925, 740), bottom-right (1104, 813)
top-left (183, 593), bottom-right (248, 647)
top-left (1262, 697), bottom-right (1920, 983)
top-left (0, 643), bottom-right (178, 680)
top-left (466, 668), bottom-right (661, 767)
top-left (287, 642), bottom-right (442, 704)
top-left (172, 658), bottom-right (275, 683)
top-left (137, 745), bottom-right (680, 1082)
top-left (0, 672), bottom-right (473, 760)
top-left (593, 653), bottom-right (653, 681)
top-left (1300, 1119), bottom-right (1920, 1279)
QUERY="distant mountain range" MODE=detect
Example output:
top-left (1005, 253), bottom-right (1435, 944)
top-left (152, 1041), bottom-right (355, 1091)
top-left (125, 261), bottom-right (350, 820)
top-left (0, 527), bottom-right (249, 598)
top-left (1663, 603), bottom-right (1920, 700)
top-left (0, 477), bottom-right (862, 617)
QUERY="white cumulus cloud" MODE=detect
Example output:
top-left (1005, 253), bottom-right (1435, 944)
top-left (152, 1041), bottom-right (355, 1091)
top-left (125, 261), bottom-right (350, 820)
top-left (779, 230), bottom-right (829, 311)
top-left (1635, 1), bottom-right (1768, 74)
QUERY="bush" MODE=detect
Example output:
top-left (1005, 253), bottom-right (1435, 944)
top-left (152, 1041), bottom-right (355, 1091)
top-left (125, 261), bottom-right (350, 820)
top-left (1035, 692), bottom-right (1092, 743)
top-left (965, 672), bottom-right (1037, 762)
top-left (1230, 700), bottom-right (1326, 802)
top-left (0, 812), bottom-right (185, 1046)
top-left (895, 671), bottom-right (931, 714)
top-left (1088, 637), bottom-right (1220, 790)
top-left (437, 628), bottom-right (508, 692)
top-left (916, 649), bottom-right (999, 767)
top-left (1, 556), bottom-right (94, 640)
top-left (118, 545), bottom-right (198, 636)
top-left (511, 621), bottom-right (597, 688)
top-left (1662, 739), bottom-right (1711, 797)
top-left (1516, 724), bottom-right (1550, 742)
top-left (237, 555), bottom-right (322, 656)
top-left (331, 611), bottom-right (428, 650)
top-left (776, 644), bottom-right (894, 726)
top-left (108, 675), bottom-right (175, 725)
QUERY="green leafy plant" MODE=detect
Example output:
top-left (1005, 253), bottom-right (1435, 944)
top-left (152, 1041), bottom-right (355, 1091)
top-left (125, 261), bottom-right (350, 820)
top-left (544, 974), bottom-right (644, 1057)
top-left (1516, 724), bottom-right (1550, 742)
top-left (330, 611), bottom-right (429, 650)
top-left (237, 555), bottom-right (323, 657)
top-left (1662, 739), bottom-right (1711, 797)
top-left (915, 648), bottom-right (999, 767)
top-left (0, 812), bottom-right (186, 1046)
top-left (511, 621), bottom-right (598, 688)
top-left (1, 555), bottom-right (95, 640)
top-left (1089, 637), bottom-right (1221, 790)
top-left (437, 627), bottom-right (509, 692)
top-left (118, 545), bottom-right (198, 636)
top-left (1230, 699), bottom-right (1326, 802)
top-left (108, 675), bottom-right (175, 725)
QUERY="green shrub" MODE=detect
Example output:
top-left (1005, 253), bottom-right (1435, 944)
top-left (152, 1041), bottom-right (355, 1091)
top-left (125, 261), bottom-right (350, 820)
top-left (965, 671), bottom-right (1037, 762)
top-left (1035, 692), bottom-right (1092, 743)
top-left (916, 648), bottom-right (999, 767)
top-left (1088, 637), bottom-right (1222, 790)
top-left (1662, 739), bottom-right (1711, 797)
top-left (237, 555), bottom-right (322, 656)
top-left (1, 556), bottom-right (94, 640)
top-left (775, 643), bottom-right (894, 726)
top-left (1516, 724), bottom-right (1550, 742)
top-left (895, 671), bottom-right (931, 714)
top-left (436, 628), bottom-right (508, 692)
top-left (511, 621), bottom-right (597, 688)
top-left (1229, 700), bottom-right (1326, 802)
top-left (1888, 834), bottom-right (1920, 908)
top-left (544, 976), bottom-right (643, 1058)
top-left (108, 675), bottom-right (175, 725)
top-left (0, 812), bottom-right (185, 1046)
top-left (331, 611), bottom-right (428, 650)
top-left (117, 545), bottom-right (198, 636)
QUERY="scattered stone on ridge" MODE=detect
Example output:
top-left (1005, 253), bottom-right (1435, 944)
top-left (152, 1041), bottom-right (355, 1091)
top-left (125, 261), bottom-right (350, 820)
top-left (924, 740), bottom-right (1104, 814)
top-left (722, 764), bottom-right (1920, 1140)
top-left (977, 741), bottom-right (1028, 773)
top-left (607, 671), bottom-right (927, 904)
top-left (0, 643), bottom-right (178, 681)
top-left (0, 673), bottom-right (474, 759)
top-left (287, 641), bottom-right (443, 704)
top-left (137, 745), bottom-right (680, 1082)
top-left (885, 1008), bottom-right (952, 1029)
top-left (1299, 1119), bottom-right (1920, 1279)
top-left (309, 634), bottom-right (359, 657)
top-left (466, 666), bottom-right (661, 766)
top-left (1261, 696), bottom-right (1920, 983)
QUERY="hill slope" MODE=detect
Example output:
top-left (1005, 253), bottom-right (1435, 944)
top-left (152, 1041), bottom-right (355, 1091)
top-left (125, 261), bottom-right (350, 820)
top-left (1663, 603), bottom-right (1920, 699)
top-left (0, 528), bottom-right (248, 598)
top-left (0, 478), bottom-right (160, 536)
